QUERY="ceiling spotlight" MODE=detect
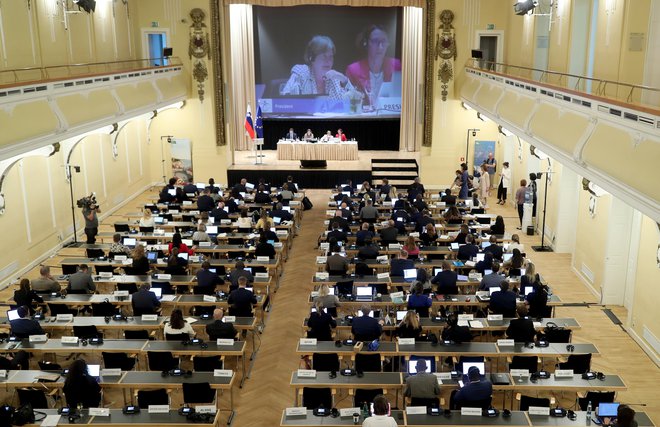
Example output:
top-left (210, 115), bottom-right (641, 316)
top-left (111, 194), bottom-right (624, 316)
top-left (498, 125), bottom-right (513, 137)
top-left (476, 112), bottom-right (490, 122)
top-left (514, 0), bottom-right (537, 15)
top-left (461, 102), bottom-right (474, 111)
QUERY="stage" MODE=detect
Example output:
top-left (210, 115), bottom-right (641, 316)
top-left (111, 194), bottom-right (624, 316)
top-left (227, 150), bottom-right (419, 189)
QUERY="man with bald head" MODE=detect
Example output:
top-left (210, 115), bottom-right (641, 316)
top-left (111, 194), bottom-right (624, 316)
top-left (205, 308), bottom-right (237, 340)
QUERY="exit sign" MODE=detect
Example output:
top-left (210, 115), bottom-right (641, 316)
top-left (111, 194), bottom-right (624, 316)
top-left (151, 21), bottom-right (159, 28)
top-left (487, 24), bottom-right (495, 30)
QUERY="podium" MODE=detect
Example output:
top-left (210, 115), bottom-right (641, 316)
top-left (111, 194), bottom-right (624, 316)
top-left (252, 138), bottom-right (264, 165)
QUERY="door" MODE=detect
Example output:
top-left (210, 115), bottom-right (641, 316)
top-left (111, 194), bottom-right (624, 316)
top-left (479, 36), bottom-right (498, 70)
top-left (141, 29), bottom-right (170, 66)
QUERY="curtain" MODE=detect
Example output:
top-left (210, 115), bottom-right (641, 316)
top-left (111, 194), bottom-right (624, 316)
top-left (228, 4), bottom-right (256, 151)
top-left (223, 0), bottom-right (424, 7)
top-left (400, 6), bottom-right (423, 151)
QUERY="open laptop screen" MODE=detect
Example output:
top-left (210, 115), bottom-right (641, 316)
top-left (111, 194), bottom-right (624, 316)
top-left (597, 403), bottom-right (619, 418)
top-left (150, 287), bottom-right (162, 299)
top-left (87, 364), bottom-right (101, 377)
top-left (462, 361), bottom-right (485, 376)
top-left (355, 287), bottom-right (372, 296)
top-left (123, 238), bottom-right (137, 247)
top-left (408, 357), bottom-right (435, 373)
top-left (396, 310), bottom-right (407, 321)
top-left (7, 309), bottom-right (20, 321)
top-left (403, 269), bottom-right (416, 281)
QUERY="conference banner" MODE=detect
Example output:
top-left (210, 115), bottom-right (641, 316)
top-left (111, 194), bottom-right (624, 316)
top-left (171, 138), bottom-right (193, 184)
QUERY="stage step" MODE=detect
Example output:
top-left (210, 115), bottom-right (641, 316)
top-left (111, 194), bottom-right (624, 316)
top-left (370, 158), bottom-right (419, 190)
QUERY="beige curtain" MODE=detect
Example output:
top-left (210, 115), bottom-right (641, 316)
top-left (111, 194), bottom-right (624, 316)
top-left (223, 0), bottom-right (424, 6)
top-left (400, 6), bottom-right (423, 151)
top-left (228, 4), bottom-right (256, 151)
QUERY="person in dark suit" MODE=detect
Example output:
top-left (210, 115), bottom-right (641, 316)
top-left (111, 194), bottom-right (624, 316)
top-left (431, 261), bottom-right (459, 294)
top-left (158, 178), bottom-right (179, 203)
top-left (390, 250), bottom-right (415, 277)
top-left (255, 234), bottom-right (276, 259)
top-left (378, 220), bottom-right (399, 245)
top-left (407, 177), bottom-right (425, 199)
top-left (229, 261), bottom-right (254, 291)
top-left (457, 235), bottom-right (479, 261)
top-left (327, 222), bottom-right (347, 244)
top-left (195, 261), bottom-right (224, 295)
top-left (131, 283), bottom-right (161, 316)
top-left (351, 304), bottom-right (384, 341)
top-left (327, 211), bottom-right (350, 232)
top-left (182, 177), bottom-right (199, 196)
top-left (452, 366), bottom-right (492, 408)
top-left (10, 306), bottom-right (45, 338)
top-left (232, 178), bottom-right (248, 196)
top-left (357, 239), bottom-right (380, 260)
top-left (206, 308), bottom-right (237, 340)
top-left (254, 185), bottom-right (272, 204)
top-left (506, 305), bottom-right (536, 343)
top-left (210, 201), bottom-right (229, 222)
top-left (227, 276), bottom-right (257, 317)
top-left (415, 210), bottom-right (434, 233)
top-left (475, 252), bottom-right (494, 275)
top-left (483, 235), bottom-right (503, 261)
top-left (270, 203), bottom-right (293, 222)
top-left (63, 359), bottom-right (102, 409)
top-left (489, 281), bottom-right (517, 317)
top-left (454, 224), bottom-right (469, 244)
top-left (441, 313), bottom-right (473, 343)
top-left (285, 128), bottom-right (298, 140)
top-left (283, 176), bottom-right (298, 193)
top-left (13, 279), bottom-right (43, 315)
top-left (196, 188), bottom-right (215, 212)
top-left (355, 222), bottom-right (374, 247)
top-left (307, 302), bottom-right (337, 341)
top-left (441, 188), bottom-right (457, 206)
top-left (67, 264), bottom-right (96, 294)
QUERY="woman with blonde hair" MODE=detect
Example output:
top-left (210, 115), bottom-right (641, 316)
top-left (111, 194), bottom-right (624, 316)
top-left (396, 310), bottom-right (421, 339)
top-left (403, 235), bottom-right (420, 259)
top-left (313, 283), bottom-right (341, 310)
top-left (131, 244), bottom-right (150, 275)
top-left (479, 163), bottom-right (490, 206)
top-left (255, 209), bottom-right (274, 230)
top-left (192, 223), bottom-right (211, 242)
top-left (139, 208), bottom-right (154, 228)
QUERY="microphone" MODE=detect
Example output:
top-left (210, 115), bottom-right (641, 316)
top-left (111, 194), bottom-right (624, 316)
top-left (623, 403), bottom-right (647, 407)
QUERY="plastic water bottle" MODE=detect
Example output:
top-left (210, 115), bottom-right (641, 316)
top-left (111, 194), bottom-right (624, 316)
top-left (586, 401), bottom-right (592, 423)
top-left (361, 402), bottom-right (370, 419)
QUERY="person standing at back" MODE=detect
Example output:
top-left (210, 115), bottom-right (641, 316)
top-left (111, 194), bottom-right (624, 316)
top-left (515, 179), bottom-right (527, 230)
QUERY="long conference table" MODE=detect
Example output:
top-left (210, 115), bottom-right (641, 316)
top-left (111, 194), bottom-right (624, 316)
top-left (277, 140), bottom-right (359, 161)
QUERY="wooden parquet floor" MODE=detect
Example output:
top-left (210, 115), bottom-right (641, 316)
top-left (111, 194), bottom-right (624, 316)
top-left (1, 189), bottom-right (658, 426)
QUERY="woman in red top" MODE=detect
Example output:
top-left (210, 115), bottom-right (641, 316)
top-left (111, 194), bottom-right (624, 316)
top-left (335, 128), bottom-right (347, 141)
top-left (168, 232), bottom-right (194, 255)
top-left (403, 235), bottom-right (420, 259)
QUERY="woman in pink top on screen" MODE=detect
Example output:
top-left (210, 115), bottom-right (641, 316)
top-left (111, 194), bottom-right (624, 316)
top-left (346, 25), bottom-right (401, 108)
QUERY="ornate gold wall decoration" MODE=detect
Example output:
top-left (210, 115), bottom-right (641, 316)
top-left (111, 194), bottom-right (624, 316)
top-left (189, 8), bottom-right (210, 102)
top-left (435, 9), bottom-right (457, 101)
top-left (422, 0), bottom-right (435, 148)
top-left (208, 1), bottom-right (226, 146)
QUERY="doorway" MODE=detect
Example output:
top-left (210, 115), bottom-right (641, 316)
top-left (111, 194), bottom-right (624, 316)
top-left (475, 30), bottom-right (504, 71)
top-left (141, 29), bottom-right (170, 66)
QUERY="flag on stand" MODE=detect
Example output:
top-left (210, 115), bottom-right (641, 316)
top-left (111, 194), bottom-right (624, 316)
top-left (255, 105), bottom-right (264, 139)
top-left (244, 104), bottom-right (255, 139)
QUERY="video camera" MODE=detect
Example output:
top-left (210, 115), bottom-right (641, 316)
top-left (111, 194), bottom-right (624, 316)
top-left (77, 192), bottom-right (97, 209)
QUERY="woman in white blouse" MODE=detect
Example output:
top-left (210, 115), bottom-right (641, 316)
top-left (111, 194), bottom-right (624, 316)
top-left (163, 309), bottom-right (195, 339)
top-left (139, 209), bottom-right (155, 227)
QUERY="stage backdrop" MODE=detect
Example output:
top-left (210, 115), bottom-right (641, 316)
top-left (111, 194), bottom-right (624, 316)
top-left (171, 138), bottom-right (193, 184)
top-left (262, 118), bottom-right (400, 150)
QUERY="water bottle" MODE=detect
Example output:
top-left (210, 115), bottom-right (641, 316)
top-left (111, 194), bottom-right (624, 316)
top-left (361, 402), bottom-right (370, 419)
top-left (586, 401), bottom-right (592, 423)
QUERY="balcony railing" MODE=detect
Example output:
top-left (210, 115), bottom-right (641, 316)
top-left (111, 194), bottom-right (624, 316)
top-left (0, 57), bottom-right (183, 89)
top-left (467, 59), bottom-right (660, 112)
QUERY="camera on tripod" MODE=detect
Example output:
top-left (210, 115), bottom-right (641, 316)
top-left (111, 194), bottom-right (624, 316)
top-left (77, 193), bottom-right (97, 209)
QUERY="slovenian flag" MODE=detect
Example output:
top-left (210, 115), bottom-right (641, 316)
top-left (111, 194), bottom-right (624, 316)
top-left (255, 105), bottom-right (264, 139)
top-left (244, 104), bottom-right (255, 139)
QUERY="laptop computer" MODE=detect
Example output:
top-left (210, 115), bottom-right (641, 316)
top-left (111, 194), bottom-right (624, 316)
top-left (178, 252), bottom-right (189, 261)
top-left (273, 217), bottom-right (282, 225)
top-left (123, 238), bottom-right (137, 247)
top-left (146, 251), bottom-right (158, 264)
top-left (408, 356), bottom-right (435, 374)
top-left (597, 403), bottom-right (619, 422)
top-left (355, 286), bottom-right (374, 302)
top-left (433, 268), bottom-right (442, 276)
top-left (150, 287), bottom-right (163, 300)
top-left (524, 286), bottom-right (534, 296)
top-left (357, 310), bottom-right (374, 317)
top-left (450, 243), bottom-right (459, 250)
top-left (87, 364), bottom-right (101, 377)
top-left (461, 361), bottom-right (486, 379)
top-left (154, 217), bottom-right (164, 224)
top-left (7, 309), bottom-right (20, 321)
top-left (502, 253), bottom-right (513, 262)
top-left (403, 269), bottom-right (417, 282)
top-left (396, 310), bottom-right (407, 321)
top-left (206, 226), bottom-right (218, 234)
top-left (481, 242), bottom-right (491, 249)
top-left (475, 253), bottom-right (485, 262)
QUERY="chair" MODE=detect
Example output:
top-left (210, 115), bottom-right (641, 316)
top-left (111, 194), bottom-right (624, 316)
top-left (151, 282), bottom-right (174, 295)
top-left (450, 392), bottom-right (491, 410)
top-left (91, 302), bottom-right (117, 317)
top-left (86, 248), bottom-right (106, 258)
top-left (136, 389), bottom-right (169, 409)
top-left (312, 353), bottom-right (340, 371)
top-left (411, 306), bottom-right (430, 317)
top-left (519, 395), bottom-right (550, 410)
top-left (62, 265), bottom-right (78, 275)
top-left (73, 325), bottom-right (101, 339)
top-left (509, 356), bottom-right (539, 373)
top-left (117, 283), bottom-right (138, 294)
top-left (124, 330), bottom-right (151, 340)
top-left (335, 280), bottom-right (354, 296)
top-left (578, 391), bottom-right (616, 410)
top-left (355, 263), bottom-right (374, 276)
top-left (456, 356), bottom-right (485, 374)
top-left (114, 224), bottom-right (130, 232)
top-left (17, 388), bottom-right (53, 409)
top-left (302, 388), bottom-right (332, 409)
top-left (557, 354), bottom-right (592, 374)
top-left (326, 307), bottom-right (338, 318)
top-left (192, 356), bottom-right (224, 372)
top-left (354, 354), bottom-right (382, 372)
top-left (543, 328), bottom-right (572, 343)
top-left (193, 305), bottom-right (215, 316)
top-left (471, 208), bottom-right (485, 214)
top-left (411, 397), bottom-right (440, 408)
top-left (354, 388), bottom-right (383, 408)
top-left (95, 265), bottom-right (115, 274)
top-left (165, 333), bottom-right (191, 341)
top-left (182, 382), bottom-right (216, 404)
top-left (102, 352), bottom-right (136, 371)
top-left (147, 351), bottom-right (179, 371)
top-left (369, 283), bottom-right (389, 295)
top-left (38, 361), bottom-right (63, 371)
top-left (139, 226), bottom-right (154, 233)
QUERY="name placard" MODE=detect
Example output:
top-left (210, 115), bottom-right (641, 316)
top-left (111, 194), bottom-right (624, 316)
top-left (461, 407), bottom-right (483, 416)
top-left (89, 408), bottom-right (110, 417)
top-left (315, 272), bottom-right (329, 280)
top-left (220, 219), bottom-right (231, 224)
top-left (256, 256), bottom-right (269, 262)
top-left (376, 272), bottom-right (390, 279)
top-left (376, 255), bottom-right (388, 262)
top-left (122, 259), bottom-right (132, 265)
top-left (340, 408), bottom-right (361, 418)
top-left (203, 295), bottom-right (216, 302)
top-left (61, 336), bottom-right (79, 344)
top-left (285, 407), bottom-right (307, 417)
top-left (498, 339), bottom-right (515, 346)
top-left (213, 369), bottom-right (233, 377)
top-left (196, 405), bottom-right (217, 414)
top-left (217, 339), bottom-right (234, 346)
top-left (388, 244), bottom-right (401, 250)
top-left (529, 407), bottom-right (550, 416)
top-left (189, 256), bottom-right (201, 263)
top-left (458, 314), bottom-right (474, 321)
top-left (100, 368), bottom-right (121, 377)
top-left (555, 369), bottom-right (574, 378)
top-left (409, 232), bottom-right (420, 238)
top-left (390, 291), bottom-right (404, 299)
top-left (222, 316), bottom-right (236, 323)
top-left (406, 407), bottom-right (427, 415)
top-left (148, 405), bottom-right (170, 414)
top-left (0, 370), bottom-right (7, 378)
top-left (113, 290), bottom-right (129, 297)
top-left (28, 334), bottom-right (48, 343)
top-left (274, 242), bottom-right (283, 248)
top-left (510, 369), bottom-right (530, 377)
top-left (114, 255), bottom-right (127, 261)
top-left (398, 338), bottom-right (415, 345)
top-left (99, 272), bottom-right (113, 278)
top-left (320, 243), bottom-right (330, 250)
top-left (300, 338), bottom-right (317, 346)
top-left (156, 274), bottom-right (172, 280)
top-left (255, 272), bottom-right (269, 278)
top-left (488, 314), bottom-right (503, 321)
top-left (316, 256), bottom-right (327, 264)
top-left (276, 230), bottom-right (288, 236)
top-left (297, 369), bottom-right (317, 378)
top-left (142, 315), bottom-right (158, 321)
top-left (434, 372), bottom-right (451, 380)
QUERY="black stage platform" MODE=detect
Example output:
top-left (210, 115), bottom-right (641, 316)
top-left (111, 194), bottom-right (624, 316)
top-left (227, 169), bottom-right (371, 189)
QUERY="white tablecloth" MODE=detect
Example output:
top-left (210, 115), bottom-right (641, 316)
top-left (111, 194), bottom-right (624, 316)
top-left (276, 141), bottom-right (359, 161)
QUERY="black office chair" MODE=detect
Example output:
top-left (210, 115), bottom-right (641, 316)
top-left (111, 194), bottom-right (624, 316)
top-left (312, 353), bottom-right (340, 372)
top-left (355, 263), bottom-right (374, 276)
top-left (193, 305), bottom-right (215, 316)
top-left (326, 307), bottom-right (338, 318)
top-left (91, 302), bottom-right (117, 317)
top-left (456, 356), bottom-right (485, 374)
top-left (47, 304), bottom-right (76, 317)
top-left (124, 330), bottom-right (151, 340)
top-left (302, 388), bottom-right (332, 410)
top-left (369, 283), bottom-right (389, 295)
top-left (182, 382), bottom-right (216, 404)
top-left (17, 388), bottom-right (51, 409)
top-left (411, 306), bottom-right (430, 318)
top-left (335, 280), bottom-right (354, 296)
top-left (354, 389), bottom-right (383, 408)
top-left (411, 397), bottom-right (440, 408)
top-left (192, 356), bottom-right (224, 372)
top-left (136, 389), bottom-right (169, 409)
top-left (578, 392), bottom-right (616, 410)
top-left (73, 325), bottom-right (102, 339)
top-left (114, 224), bottom-right (130, 232)
top-left (102, 352), bottom-right (136, 371)
top-left (509, 356), bottom-right (539, 373)
top-left (519, 395), bottom-right (550, 410)
top-left (151, 282), bottom-right (174, 295)
top-left (354, 354), bottom-right (382, 372)
top-left (542, 328), bottom-right (572, 343)
top-left (62, 265), bottom-right (78, 275)
top-left (165, 333), bottom-right (191, 341)
top-left (86, 249), bottom-right (106, 258)
top-left (95, 265), bottom-right (115, 274)
top-left (117, 283), bottom-right (138, 294)
top-left (139, 226), bottom-right (154, 233)
top-left (38, 361), bottom-right (63, 371)
top-left (557, 354), bottom-right (592, 374)
top-left (449, 391), bottom-right (491, 410)
top-left (147, 351), bottom-right (179, 371)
